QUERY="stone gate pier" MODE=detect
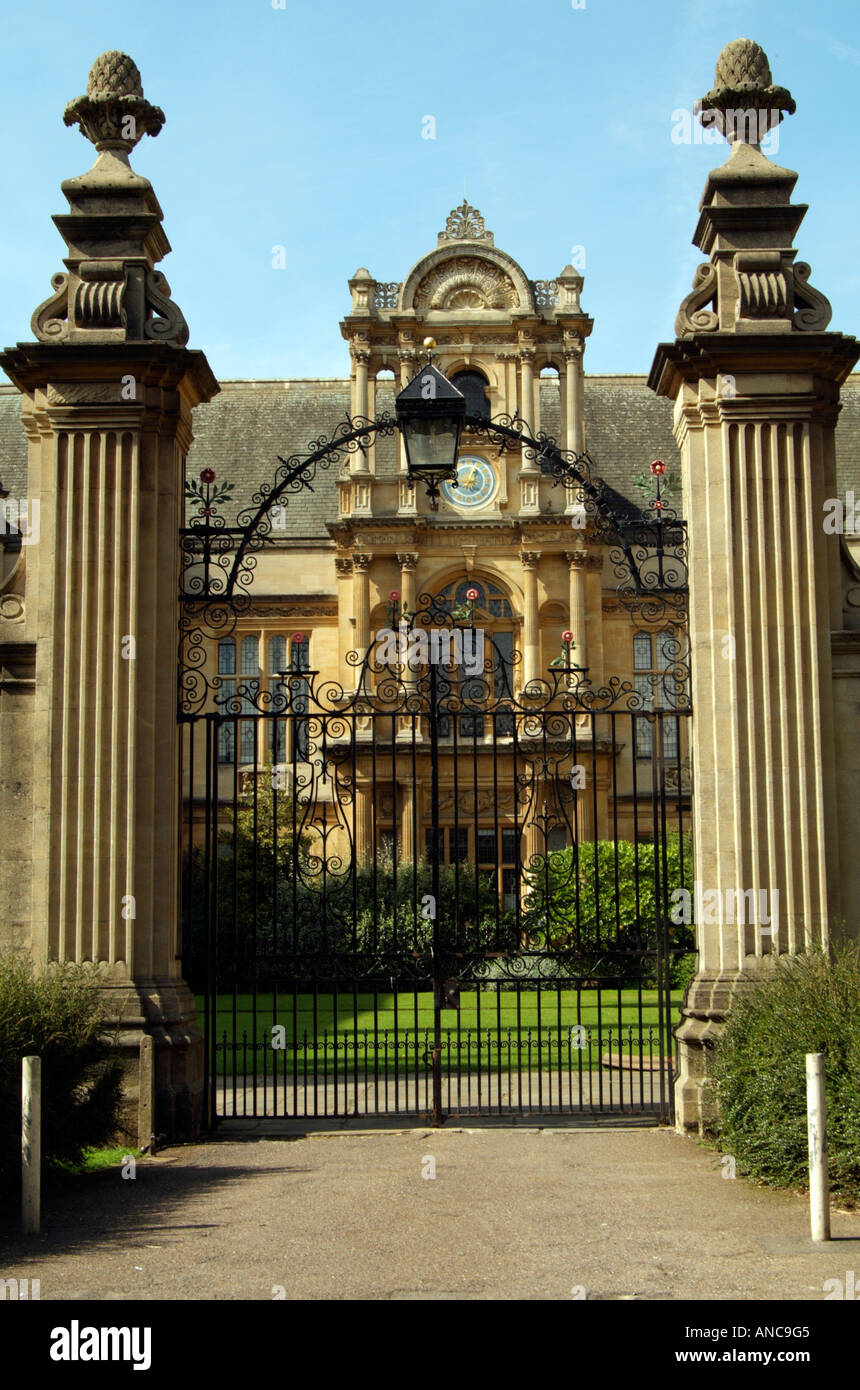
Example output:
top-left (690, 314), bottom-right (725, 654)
top-left (0, 52), bottom-right (218, 1137)
top-left (649, 39), bottom-right (860, 1131)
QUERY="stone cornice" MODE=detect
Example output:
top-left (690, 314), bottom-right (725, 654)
top-left (0, 341), bottom-right (219, 408)
top-left (648, 332), bottom-right (860, 400)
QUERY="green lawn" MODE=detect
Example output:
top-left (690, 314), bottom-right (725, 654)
top-left (199, 987), bottom-right (682, 1074)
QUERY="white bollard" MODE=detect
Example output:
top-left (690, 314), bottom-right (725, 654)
top-left (806, 1051), bottom-right (830, 1242)
top-left (21, 1055), bottom-right (41, 1235)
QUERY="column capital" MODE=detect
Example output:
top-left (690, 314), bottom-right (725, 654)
top-left (352, 552), bottom-right (373, 572)
top-left (396, 552), bottom-right (419, 571)
top-left (520, 550), bottom-right (541, 569)
top-left (335, 556), bottom-right (353, 577)
top-left (565, 550), bottom-right (588, 569)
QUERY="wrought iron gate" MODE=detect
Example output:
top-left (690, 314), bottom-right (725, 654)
top-left (179, 414), bottom-right (693, 1125)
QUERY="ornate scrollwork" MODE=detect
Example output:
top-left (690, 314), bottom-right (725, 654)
top-left (675, 263), bottom-right (718, 336)
top-left (793, 262), bottom-right (832, 332)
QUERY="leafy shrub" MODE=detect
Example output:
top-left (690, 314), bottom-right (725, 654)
top-left (711, 944), bottom-right (860, 1203)
top-left (0, 953), bottom-right (123, 1198)
top-left (522, 833), bottom-right (694, 956)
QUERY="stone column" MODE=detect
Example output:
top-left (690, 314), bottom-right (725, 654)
top-left (519, 343), bottom-right (535, 427)
top-left (564, 333), bottom-right (584, 454)
top-left (350, 339), bottom-right (372, 515)
top-left (520, 551), bottom-right (541, 688)
top-left (397, 338), bottom-right (417, 514)
top-left (397, 551), bottom-right (418, 620)
top-left (518, 342), bottom-right (540, 515)
top-left (649, 39), bottom-right (859, 1131)
top-left (0, 52), bottom-right (219, 1138)
top-left (565, 551), bottom-right (588, 669)
top-left (335, 556), bottom-right (354, 687)
top-left (583, 554), bottom-right (604, 690)
top-left (352, 552), bottom-right (373, 658)
top-left (351, 551), bottom-right (374, 860)
top-left (396, 551), bottom-right (419, 760)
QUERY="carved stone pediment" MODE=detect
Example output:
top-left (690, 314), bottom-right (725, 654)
top-left (413, 256), bottom-right (520, 313)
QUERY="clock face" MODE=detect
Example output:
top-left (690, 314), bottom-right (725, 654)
top-left (441, 455), bottom-right (498, 511)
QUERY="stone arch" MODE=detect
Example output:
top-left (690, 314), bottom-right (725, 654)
top-left (423, 564), bottom-right (523, 616)
top-left (400, 244), bottom-right (534, 316)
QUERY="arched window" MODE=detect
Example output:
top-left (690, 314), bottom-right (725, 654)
top-left (450, 370), bottom-right (490, 419)
top-left (433, 577), bottom-right (515, 733)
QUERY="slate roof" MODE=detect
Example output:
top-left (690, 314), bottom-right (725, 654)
top-left (1, 374), bottom-right (858, 537)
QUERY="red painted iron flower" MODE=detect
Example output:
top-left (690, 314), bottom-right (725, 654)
top-left (650, 460), bottom-right (666, 477)
top-left (389, 590), bottom-right (400, 602)
top-left (562, 630), bottom-right (574, 644)
top-left (466, 587), bottom-right (479, 601)
top-left (200, 468), bottom-right (216, 484)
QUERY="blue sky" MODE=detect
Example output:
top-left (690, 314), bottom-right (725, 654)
top-left (1, 0), bottom-right (858, 383)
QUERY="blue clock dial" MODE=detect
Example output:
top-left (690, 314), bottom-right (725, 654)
top-left (441, 455), bottom-right (498, 510)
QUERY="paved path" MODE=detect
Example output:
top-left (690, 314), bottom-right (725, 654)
top-left (2, 1126), bottom-right (858, 1300)
top-left (213, 1064), bottom-right (673, 1119)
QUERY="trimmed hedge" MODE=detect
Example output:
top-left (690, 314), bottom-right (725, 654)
top-left (0, 953), bottom-right (124, 1198)
top-left (711, 944), bottom-right (860, 1203)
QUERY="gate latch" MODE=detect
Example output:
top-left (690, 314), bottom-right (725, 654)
top-left (438, 978), bottom-right (460, 1010)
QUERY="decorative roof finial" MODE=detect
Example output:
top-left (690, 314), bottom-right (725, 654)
top-left (694, 38), bottom-right (795, 145)
top-left (438, 201), bottom-right (494, 247)
top-left (63, 50), bottom-right (165, 154)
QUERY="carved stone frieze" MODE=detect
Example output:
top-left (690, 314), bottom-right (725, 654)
top-left (438, 789), bottom-right (513, 816)
top-left (246, 605), bottom-right (337, 618)
top-left (47, 381), bottom-right (126, 404)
